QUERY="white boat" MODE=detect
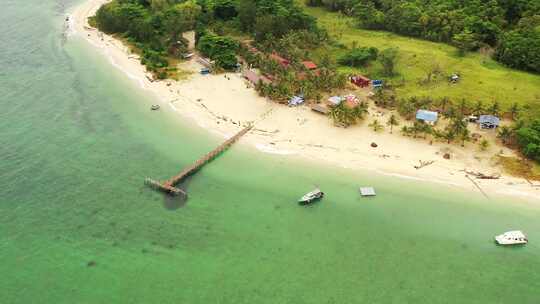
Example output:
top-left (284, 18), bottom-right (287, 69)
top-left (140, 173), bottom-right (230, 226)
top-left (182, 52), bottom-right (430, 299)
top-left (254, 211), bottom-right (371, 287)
top-left (151, 104), bottom-right (160, 111)
top-left (298, 188), bottom-right (324, 205)
top-left (495, 230), bottom-right (528, 245)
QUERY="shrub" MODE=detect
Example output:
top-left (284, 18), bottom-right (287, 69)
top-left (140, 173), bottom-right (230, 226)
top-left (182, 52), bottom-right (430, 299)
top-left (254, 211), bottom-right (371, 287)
top-left (338, 47), bottom-right (378, 67)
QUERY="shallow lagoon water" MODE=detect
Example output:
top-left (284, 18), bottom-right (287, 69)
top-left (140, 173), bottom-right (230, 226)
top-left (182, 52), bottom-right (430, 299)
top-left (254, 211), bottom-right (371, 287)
top-left (1, 1), bottom-right (539, 303)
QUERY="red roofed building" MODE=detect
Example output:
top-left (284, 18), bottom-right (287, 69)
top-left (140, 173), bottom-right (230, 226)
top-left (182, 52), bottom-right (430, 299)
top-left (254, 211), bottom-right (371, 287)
top-left (243, 70), bottom-right (272, 85)
top-left (270, 53), bottom-right (290, 67)
top-left (302, 61), bottom-right (318, 70)
top-left (351, 75), bottom-right (370, 88)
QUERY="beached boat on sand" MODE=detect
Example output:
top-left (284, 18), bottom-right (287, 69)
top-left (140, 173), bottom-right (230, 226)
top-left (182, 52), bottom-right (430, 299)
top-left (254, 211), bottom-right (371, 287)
top-left (495, 230), bottom-right (528, 245)
top-left (298, 188), bottom-right (324, 205)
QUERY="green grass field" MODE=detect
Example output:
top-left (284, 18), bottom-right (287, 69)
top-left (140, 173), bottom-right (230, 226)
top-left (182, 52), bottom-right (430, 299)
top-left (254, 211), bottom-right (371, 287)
top-left (305, 7), bottom-right (540, 109)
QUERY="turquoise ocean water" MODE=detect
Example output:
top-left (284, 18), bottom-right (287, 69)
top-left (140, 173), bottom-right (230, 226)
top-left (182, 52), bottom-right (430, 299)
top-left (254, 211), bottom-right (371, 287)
top-left (1, 1), bottom-right (539, 303)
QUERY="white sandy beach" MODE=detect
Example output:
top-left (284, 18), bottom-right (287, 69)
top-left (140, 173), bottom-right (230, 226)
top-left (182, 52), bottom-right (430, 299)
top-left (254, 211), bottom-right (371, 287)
top-left (70, 0), bottom-right (539, 200)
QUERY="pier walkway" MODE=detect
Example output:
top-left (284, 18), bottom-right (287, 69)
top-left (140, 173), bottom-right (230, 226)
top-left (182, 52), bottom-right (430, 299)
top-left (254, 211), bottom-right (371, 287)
top-left (145, 125), bottom-right (252, 196)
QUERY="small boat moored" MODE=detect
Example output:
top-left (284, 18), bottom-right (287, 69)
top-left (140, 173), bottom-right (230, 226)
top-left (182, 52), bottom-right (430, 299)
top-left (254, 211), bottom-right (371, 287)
top-left (298, 188), bottom-right (324, 205)
top-left (495, 230), bottom-right (528, 245)
top-left (151, 104), bottom-right (160, 111)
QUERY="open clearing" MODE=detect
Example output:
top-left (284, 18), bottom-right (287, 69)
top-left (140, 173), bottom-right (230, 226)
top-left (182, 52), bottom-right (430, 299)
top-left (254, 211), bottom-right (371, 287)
top-left (306, 7), bottom-right (540, 109)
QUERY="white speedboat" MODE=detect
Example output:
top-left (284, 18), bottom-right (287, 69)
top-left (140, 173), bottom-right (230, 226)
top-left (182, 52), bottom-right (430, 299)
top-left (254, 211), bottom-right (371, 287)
top-left (298, 188), bottom-right (324, 205)
top-left (495, 230), bottom-right (528, 245)
top-left (151, 104), bottom-right (160, 111)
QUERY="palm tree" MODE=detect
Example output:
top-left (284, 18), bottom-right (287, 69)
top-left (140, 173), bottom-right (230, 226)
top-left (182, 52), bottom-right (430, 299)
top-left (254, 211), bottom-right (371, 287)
top-left (473, 100), bottom-right (484, 116)
top-left (329, 102), bottom-right (367, 127)
top-left (458, 99), bottom-right (467, 115)
top-left (459, 128), bottom-right (471, 147)
top-left (438, 96), bottom-right (451, 112)
top-left (479, 139), bottom-right (490, 151)
top-left (509, 102), bottom-right (520, 120)
top-left (369, 119), bottom-right (384, 132)
top-left (497, 126), bottom-right (513, 145)
top-left (401, 125), bottom-right (412, 137)
top-left (444, 114), bottom-right (467, 144)
top-left (443, 129), bottom-right (456, 144)
top-left (387, 114), bottom-right (399, 134)
top-left (488, 101), bottom-right (500, 117)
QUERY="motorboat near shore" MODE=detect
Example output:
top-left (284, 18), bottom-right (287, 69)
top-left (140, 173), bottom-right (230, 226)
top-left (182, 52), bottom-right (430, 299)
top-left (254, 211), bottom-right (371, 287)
top-left (298, 188), bottom-right (324, 205)
top-left (151, 104), bottom-right (160, 111)
top-left (495, 230), bottom-right (528, 245)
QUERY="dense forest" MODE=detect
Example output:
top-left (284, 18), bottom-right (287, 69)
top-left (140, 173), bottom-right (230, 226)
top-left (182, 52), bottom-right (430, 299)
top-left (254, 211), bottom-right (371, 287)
top-left (306, 0), bottom-right (540, 73)
top-left (92, 0), bottom-right (325, 72)
top-left (92, 0), bottom-right (347, 98)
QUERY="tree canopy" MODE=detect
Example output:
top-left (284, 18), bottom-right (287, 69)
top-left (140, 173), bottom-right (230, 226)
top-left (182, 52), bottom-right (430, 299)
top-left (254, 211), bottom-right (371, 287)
top-left (306, 0), bottom-right (540, 72)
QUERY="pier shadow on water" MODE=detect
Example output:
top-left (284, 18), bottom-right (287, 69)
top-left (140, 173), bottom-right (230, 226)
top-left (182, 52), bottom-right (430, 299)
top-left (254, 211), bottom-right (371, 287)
top-left (162, 176), bottom-right (194, 210)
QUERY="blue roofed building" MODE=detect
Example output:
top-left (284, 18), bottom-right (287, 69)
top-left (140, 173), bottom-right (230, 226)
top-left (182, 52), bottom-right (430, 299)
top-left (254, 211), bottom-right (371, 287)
top-left (416, 110), bottom-right (438, 125)
top-left (478, 115), bottom-right (500, 129)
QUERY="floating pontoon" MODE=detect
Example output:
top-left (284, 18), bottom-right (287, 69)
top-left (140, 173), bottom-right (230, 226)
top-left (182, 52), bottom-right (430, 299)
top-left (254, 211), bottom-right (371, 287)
top-left (359, 187), bottom-right (376, 197)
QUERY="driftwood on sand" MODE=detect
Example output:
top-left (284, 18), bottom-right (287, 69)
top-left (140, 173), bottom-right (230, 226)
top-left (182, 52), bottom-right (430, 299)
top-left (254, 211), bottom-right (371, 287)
top-left (463, 170), bottom-right (500, 179)
top-left (525, 178), bottom-right (540, 188)
top-left (414, 160), bottom-right (435, 170)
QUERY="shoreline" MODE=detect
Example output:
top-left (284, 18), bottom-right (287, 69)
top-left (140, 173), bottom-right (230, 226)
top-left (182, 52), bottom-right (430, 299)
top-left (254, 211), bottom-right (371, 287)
top-left (69, 0), bottom-right (539, 200)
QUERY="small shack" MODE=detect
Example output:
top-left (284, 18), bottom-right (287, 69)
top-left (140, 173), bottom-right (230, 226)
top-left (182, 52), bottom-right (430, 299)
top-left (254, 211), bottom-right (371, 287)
top-left (288, 95), bottom-right (304, 107)
top-left (351, 75), bottom-right (370, 88)
top-left (311, 104), bottom-right (329, 115)
top-left (416, 110), bottom-right (438, 125)
top-left (359, 187), bottom-right (376, 197)
top-left (327, 96), bottom-right (343, 106)
top-left (243, 70), bottom-right (272, 85)
top-left (302, 61), bottom-right (318, 70)
top-left (270, 53), bottom-right (290, 67)
top-left (372, 79), bottom-right (383, 88)
top-left (343, 94), bottom-right (360, 109)
top-left (478, 115), bottom-right (500, 129)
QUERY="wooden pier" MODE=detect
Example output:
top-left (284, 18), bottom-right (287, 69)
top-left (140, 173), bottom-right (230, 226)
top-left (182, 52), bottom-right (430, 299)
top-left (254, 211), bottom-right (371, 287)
top-left (145, 125), bottom-right (252, 196)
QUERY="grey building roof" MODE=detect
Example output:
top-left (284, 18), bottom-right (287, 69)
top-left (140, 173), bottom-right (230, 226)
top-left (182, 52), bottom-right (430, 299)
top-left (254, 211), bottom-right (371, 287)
top-left (479, 115), bottom-right (500, 126)
top-left (416, 110), bottom-right (438, 122)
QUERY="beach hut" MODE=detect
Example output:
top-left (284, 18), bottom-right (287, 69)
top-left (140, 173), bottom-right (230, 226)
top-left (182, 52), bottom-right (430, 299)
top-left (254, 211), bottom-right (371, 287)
top-left (416, 110), bottom-right (438, 125)
top-left (359, 187), bottom-right (376, 197)
top-left (478, 115), bottom-right (500, 129)
top-left (372, 79), bottom-right (383, 88)
top-left (270, 53), bottom-right (290, 67)
top-left (344, 94), bottom-right (360, 108)
top-left (302, 61), bottom-right (318, 70)
top-left (351, 75), bottom-right (370, 88)
top-left (311, 104), bottom-right (329, 115)
top-left (242, 70), bottom-right (272, 85)
top-left (243, 70), bottom-right (260, 85)
top-left (288, 95), bottom-right (304, 106)
top-left (327, 96), bottom-right (343, 106)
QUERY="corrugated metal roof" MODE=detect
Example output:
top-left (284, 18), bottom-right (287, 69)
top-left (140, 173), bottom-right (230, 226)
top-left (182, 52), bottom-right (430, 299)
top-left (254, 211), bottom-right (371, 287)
top-left (328, 96), bottom-right (343, 105)
top-left (479, 115), bottom-right (500, 125)
top-left (416, 110), bottom-right (438, 122)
